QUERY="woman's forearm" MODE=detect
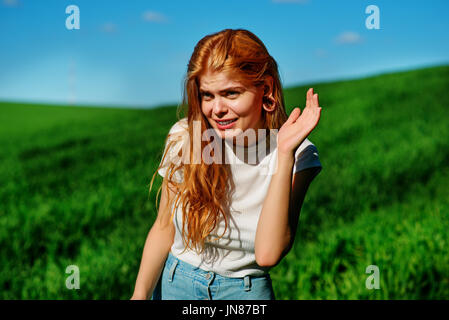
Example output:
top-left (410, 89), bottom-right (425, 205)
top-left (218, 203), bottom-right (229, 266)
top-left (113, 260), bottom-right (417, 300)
top-left (132, 223), bottom-right (174, 299)
top-left (255, 152), bottom-right (294, 267)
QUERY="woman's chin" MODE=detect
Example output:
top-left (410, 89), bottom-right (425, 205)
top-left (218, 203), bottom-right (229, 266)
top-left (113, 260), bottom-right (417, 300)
top-left (214, 127), bottom-right (242, 140)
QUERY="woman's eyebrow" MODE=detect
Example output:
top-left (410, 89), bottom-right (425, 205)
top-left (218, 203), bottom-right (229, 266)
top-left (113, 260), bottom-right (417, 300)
top-left (199, 86), bottom-right (245, 94)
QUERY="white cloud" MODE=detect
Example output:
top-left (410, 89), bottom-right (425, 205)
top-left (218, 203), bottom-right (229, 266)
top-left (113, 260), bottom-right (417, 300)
top-left (142, 11), bottom-right (168, 23)
top-left (100, 23), bottom-right (118, 33)
top-left (314, 48), bottom-right (327, 57)
top-left (335, 31), bottom-right (362, 44)
top-left (2, 0), bottom-right (20, 7)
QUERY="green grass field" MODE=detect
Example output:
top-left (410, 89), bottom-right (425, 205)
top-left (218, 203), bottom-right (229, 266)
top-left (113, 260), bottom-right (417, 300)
top-left (0, 65), bottom-right (448, 299)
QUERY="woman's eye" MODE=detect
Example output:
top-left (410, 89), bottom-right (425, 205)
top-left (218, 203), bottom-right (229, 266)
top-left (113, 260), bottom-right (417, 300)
top-left (227, 91), bottom-right (239, 97)
top-left (201, 93), bottom-right (212, 99)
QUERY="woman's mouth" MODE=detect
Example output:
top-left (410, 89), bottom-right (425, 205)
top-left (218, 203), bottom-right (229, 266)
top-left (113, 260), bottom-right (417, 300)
top-left (215, 118), bottom-right (238, 130)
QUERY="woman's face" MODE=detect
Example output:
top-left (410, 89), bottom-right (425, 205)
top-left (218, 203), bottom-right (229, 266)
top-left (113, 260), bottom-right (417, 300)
top-left (200, 70), bottom-right (266, 146)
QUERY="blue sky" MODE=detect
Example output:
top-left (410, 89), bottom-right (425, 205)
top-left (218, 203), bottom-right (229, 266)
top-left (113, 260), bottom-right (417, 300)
top-left (1, 0), bottom-right (448, 108)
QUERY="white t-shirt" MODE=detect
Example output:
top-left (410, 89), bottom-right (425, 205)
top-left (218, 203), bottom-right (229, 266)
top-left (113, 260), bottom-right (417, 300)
top-left (158, 117), bottom-right (322, 277)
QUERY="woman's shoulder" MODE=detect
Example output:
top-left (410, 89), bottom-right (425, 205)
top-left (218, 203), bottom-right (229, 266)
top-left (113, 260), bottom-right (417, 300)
top-left (168, 117), bottom-right (188, 135)
top-left (158, 118), bottom-right (189, 182)
top-left (165, 117), bottom-right (189, 146)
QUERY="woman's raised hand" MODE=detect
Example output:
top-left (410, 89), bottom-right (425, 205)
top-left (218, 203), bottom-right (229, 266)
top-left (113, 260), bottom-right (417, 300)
top-left (277, 88), bottom-right (322, 157)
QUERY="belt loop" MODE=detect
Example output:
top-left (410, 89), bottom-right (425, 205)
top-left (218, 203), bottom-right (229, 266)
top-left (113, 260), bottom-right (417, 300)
top-left (168, 258), bottom-right (178, 282)
top-left (243, 275), bottom-right (251, 292)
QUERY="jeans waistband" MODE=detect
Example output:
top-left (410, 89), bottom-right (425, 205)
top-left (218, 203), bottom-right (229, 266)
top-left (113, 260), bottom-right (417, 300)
top-left (165, 252), bottom-right (269, 289)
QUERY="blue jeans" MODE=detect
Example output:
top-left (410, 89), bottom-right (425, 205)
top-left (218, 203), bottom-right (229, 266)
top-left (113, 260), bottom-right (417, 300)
top-left (151, 253), bottom-right (275, 300)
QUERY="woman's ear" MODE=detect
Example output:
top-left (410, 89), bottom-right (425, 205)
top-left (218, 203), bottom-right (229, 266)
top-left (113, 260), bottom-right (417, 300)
top-left (262, 76), bottom-right (276, 112)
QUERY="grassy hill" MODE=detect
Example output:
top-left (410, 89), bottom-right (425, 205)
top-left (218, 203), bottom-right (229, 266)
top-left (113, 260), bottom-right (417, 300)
top-left (0, 65), bottom-right (448, 299)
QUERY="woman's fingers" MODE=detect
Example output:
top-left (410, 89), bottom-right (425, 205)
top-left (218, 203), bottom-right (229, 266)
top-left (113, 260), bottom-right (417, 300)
top-left (287, 88), bottom-right (321, 129)
top-left (313, 93), bottom-right (319, 108)
top-left (306, 88), bottom-right (314, 109)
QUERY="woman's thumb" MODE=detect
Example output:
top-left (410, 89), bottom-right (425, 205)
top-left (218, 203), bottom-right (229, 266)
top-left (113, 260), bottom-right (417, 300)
top-left (287, 107), bottom-right (301, 124)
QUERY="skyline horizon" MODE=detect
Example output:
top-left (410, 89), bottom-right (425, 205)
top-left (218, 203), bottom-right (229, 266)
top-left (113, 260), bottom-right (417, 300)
top-left (1, 62), bottom-right (446, 110)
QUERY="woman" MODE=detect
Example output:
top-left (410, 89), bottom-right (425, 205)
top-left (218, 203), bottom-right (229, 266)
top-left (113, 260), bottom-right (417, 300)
top-left (131, 28), bottom-right (322, 300)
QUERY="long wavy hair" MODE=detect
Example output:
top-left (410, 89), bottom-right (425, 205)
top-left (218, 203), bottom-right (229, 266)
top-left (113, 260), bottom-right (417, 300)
top-left (149, 29), bottom-right (288, 253)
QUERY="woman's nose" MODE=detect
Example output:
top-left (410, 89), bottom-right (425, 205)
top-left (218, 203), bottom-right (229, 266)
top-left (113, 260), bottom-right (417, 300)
top-left (212, 97), bottom-right (228, 116)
